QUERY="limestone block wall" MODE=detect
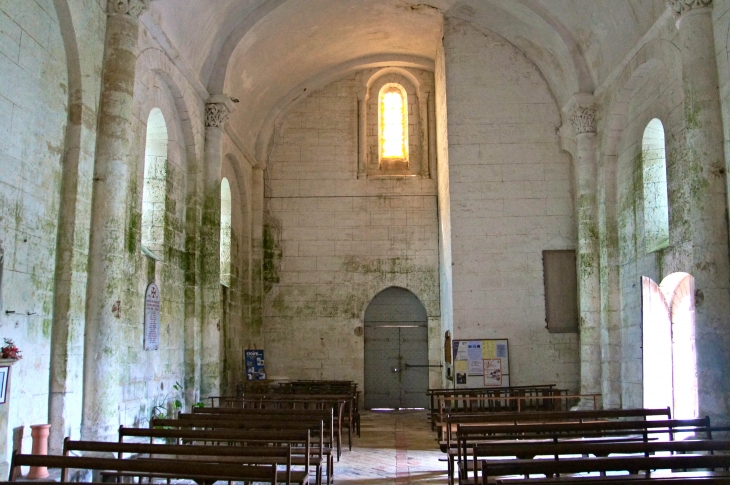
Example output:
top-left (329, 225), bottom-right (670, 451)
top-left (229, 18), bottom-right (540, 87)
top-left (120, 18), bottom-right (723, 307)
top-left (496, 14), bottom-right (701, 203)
top-left (264, 74), bottom-right (441, 391)
top-left (0, 0), bottom-right (105, 453)
top-left (443, 18), bottom-right (579, 392)
top-left (114, 28), bottom-right (206, 425)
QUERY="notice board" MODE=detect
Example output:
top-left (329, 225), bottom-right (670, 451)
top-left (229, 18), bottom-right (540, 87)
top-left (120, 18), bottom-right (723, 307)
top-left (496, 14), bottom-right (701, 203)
top-left (452, 339), bottom-right (509, 388)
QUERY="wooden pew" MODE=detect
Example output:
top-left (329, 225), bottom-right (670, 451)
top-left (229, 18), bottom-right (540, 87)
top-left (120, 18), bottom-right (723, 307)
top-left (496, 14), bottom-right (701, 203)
top-left (152, 415), bottom-right (329, 485)
top-left (62, 438), bottom-right (303, 484)
top-left (187, 407), bottom-right (337, 464)
top-left (8, 451), bottom-right (281, 484)
top-left (480, 454), bottom-right (730, 485)
top-left (439, 408), bottom-right (673, 482)
top-left (119, 426), bottom-right (314, 484)
top-left (440, 408), bottom-right (673, 452)
top-left (282, 381), bottom-right (361, 437)
top-left (222, 395), bottom-right (349, 456)
top-left (471, 439), bottom-right (730, 483)
top-left (452, 417), bottom-right (712, 485)
top-left (428, 385), bottom-right (561, 429)
top-left (436, 393), bottom-right (600, 422)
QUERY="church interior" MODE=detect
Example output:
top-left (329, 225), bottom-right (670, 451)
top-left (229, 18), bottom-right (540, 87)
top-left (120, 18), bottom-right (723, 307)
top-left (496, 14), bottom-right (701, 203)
top-left (2, 0), bottom-right (730, 481)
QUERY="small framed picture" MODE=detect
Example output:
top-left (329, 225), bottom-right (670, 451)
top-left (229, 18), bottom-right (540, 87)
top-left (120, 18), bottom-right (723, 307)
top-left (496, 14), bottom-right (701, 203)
top-left (0, 366), bottom-right (9, 404)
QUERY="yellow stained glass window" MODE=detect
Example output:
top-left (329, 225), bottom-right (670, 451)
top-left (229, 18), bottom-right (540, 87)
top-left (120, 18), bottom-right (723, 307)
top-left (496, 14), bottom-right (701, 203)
top-left (380, 85), bottom-right (408, 160)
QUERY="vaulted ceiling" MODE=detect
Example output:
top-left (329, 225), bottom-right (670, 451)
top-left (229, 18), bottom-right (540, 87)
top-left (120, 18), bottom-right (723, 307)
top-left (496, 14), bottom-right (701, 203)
top-left (148, 0), bottom-right (668, 161)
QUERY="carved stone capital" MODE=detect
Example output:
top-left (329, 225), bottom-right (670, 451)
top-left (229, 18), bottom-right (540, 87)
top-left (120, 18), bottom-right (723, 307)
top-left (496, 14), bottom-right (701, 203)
top-left (565, 93), bottom-right (597, 136)
top-left (668, 0), bottom-right (712, 26)
top-left (205, 104), bottom-right (230, 128)
top-left (108, 0), bottom-right (150, 17)
top-left (571, 106), bottom-right (597, 135)
top-left (205, 95), bottom-right (236, 128)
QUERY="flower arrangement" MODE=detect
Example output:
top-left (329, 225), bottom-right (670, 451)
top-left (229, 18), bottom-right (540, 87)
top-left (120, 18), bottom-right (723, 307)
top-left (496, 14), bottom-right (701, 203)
top-left (1, 338), bottom-right (21, 360)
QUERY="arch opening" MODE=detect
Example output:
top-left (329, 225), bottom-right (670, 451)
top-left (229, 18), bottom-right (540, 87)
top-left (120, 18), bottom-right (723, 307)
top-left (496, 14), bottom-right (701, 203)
top-left (642, 273), bottom-right (698, 420)
top-left (142, 108), bottom-right (168, 256)
top-left (364, 287), bottom-right (428, 410)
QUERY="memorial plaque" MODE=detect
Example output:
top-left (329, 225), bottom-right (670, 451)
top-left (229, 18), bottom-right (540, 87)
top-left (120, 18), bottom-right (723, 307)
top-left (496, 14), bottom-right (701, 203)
top-left (144, 283), bottom-right (160, 350)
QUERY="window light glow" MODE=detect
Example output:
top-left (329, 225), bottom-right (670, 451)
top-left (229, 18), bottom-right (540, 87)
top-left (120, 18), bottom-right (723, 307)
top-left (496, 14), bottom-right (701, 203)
top-left (380, 87), bottom-right (407, 160)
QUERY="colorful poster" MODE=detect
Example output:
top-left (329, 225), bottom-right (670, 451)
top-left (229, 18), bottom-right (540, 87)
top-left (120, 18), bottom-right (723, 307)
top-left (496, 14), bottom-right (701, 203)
top-left (467, 342), bottom-right (483, 375)
top-left (483, 358), bottom-right (502, 386)
top-left (245, 350), bottom-right (266, 381)
top-left (482, 340), bottom-right (496, 359)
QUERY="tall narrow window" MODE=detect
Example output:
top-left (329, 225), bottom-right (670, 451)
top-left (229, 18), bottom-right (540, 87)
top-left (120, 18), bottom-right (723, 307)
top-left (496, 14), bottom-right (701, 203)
top-left (142, 108), bottom-right (168, 257)
top-left (379, 83), bottom-right (408, 165)
top-left (642, 118), bottom-right (669, 253)
top-left (220, 177), bottom-right (232, 287)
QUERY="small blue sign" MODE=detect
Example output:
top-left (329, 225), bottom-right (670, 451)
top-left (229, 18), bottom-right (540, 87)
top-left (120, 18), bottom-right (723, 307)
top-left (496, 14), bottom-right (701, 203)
top-left (245, 350), bottom-right (266, 381)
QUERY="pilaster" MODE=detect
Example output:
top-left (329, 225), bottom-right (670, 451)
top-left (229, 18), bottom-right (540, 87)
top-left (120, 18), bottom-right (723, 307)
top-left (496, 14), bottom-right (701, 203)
top-left (200, 95), bottom-right (235, 398)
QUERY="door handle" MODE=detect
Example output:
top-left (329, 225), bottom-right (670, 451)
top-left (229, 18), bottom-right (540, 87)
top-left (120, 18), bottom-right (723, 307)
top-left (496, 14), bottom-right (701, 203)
top-left (392, 367), bottom-right (399, 373)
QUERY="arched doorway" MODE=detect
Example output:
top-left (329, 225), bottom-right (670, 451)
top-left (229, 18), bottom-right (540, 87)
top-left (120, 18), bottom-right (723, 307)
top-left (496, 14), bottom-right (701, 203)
top-left (641, 273), bottom-right (698, 419)
top-left (364, 287), bottom-right (429, 409)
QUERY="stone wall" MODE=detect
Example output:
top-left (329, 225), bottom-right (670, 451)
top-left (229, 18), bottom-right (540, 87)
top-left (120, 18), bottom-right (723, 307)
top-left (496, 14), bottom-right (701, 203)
top-left (0, 0), bottom-right (106, 454)
top-left (442, 18), bottom-right (580, 392)
top-left (264, 73), bottom-right (442, 390)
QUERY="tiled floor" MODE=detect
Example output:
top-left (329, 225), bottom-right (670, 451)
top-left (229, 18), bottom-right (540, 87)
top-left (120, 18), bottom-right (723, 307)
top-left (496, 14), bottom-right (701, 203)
top-left (335, 410), bottom-right (446, 485)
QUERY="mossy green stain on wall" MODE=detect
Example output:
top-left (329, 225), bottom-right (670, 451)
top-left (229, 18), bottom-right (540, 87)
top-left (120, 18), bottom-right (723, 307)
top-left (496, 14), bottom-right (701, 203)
top-left (127, 175), bottom-right (141, 256)
top-left (263, 223), bottom-right (281, 294)
top-left (267, 254), bottom-right (439, 320)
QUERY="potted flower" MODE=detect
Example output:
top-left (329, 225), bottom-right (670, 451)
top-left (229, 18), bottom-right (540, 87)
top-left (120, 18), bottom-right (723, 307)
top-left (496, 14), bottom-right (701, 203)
top-left (1, 339), bottom-right (21, 360)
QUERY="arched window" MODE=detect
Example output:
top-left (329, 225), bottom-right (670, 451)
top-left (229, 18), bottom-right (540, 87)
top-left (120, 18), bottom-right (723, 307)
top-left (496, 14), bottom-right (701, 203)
top-left (642, 118), bottom-right (669, 253)
top-left (379, 83), bottom-right (409, 165)
top-left (220, 177), bottom-right (232, 287)
top-left (142, 108), bottom-right (168, 257)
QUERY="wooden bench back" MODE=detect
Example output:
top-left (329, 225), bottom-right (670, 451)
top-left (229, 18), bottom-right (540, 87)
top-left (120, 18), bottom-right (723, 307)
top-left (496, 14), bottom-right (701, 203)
top-left (441, 407), bottom-right (672, 446)
top-left (472, 438), bottom-right (730, 460)
top-left (457, 417), bottom-right (711, 438)
top-left (9, 452), bottom-right (278, 483)
top-left (479, 454), bottom-right (730, 485)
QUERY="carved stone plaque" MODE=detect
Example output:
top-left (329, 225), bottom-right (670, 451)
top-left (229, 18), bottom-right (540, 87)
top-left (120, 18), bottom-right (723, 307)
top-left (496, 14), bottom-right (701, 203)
top-left (144, 283), bottom-right (160, 350)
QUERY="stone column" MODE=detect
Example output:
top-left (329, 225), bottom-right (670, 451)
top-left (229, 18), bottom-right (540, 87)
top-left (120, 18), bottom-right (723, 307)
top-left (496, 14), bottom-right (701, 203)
top-left (569, 95), bottom-right (602, 406)
top-left (81, 0), bottom-right (148, 441)
top-left (357, 88), bottom-right (368, 179)
top-left (200, 96), bottom-right (235, 398)
top-left (671, 0), bottom-right (730, 418)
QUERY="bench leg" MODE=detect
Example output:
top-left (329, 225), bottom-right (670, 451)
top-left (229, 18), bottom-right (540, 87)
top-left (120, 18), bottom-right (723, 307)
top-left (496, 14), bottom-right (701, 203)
top-left (449, 455), bottom-right (454, 485)
top-left (348, 422), bottom-right (353, 451)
